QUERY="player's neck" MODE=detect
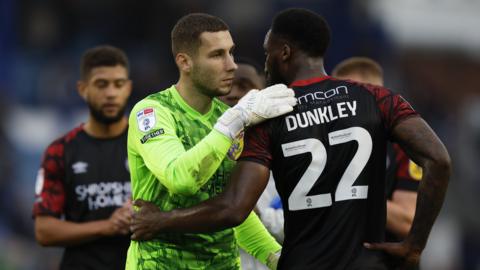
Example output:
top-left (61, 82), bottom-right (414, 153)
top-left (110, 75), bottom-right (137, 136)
top-left (289, 57), bottom-right (327, 85)
top-left (84, 116), bottom-right (128, 139)
top-left (176, 79), bottom-right (212, 115)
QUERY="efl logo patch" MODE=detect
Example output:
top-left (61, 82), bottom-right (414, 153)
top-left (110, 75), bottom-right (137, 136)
top-left (140, 129), bottom-right (164, 144)
top-left (137, 107), bottom-right (156, 132)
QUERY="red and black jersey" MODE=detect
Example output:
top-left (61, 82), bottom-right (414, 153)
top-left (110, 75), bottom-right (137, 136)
top-left (386, 143), bottom-right (421, 197)
top-left (240, 76), bottom-right (418, 270)
top-left (32, 124), bottom-right (131, 270)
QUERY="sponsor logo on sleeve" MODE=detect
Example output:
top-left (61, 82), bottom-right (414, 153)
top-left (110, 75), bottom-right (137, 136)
top-left (137, 107), bottom-right (156, 132)
top-left (140, 129), bottom-right (165, 144)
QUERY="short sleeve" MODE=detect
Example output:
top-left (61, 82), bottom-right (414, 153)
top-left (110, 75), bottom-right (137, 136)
top-left (32, 140), bottom-right (66, 218)
top-left (364, 84), bottom-right (419, 134)
top-left (239, 122), bottom-right (272, 168)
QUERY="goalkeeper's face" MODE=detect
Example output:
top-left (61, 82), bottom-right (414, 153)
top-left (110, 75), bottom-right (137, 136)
top-left (78, 65), bottom-right (132, 124)
top-left (190, 31), bottom-right (238, 98)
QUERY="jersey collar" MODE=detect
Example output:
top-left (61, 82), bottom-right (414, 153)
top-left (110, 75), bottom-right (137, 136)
top-left (290, 76), bottom-right (331, 87)
top-left (170, 85), bottom-right (216, 121)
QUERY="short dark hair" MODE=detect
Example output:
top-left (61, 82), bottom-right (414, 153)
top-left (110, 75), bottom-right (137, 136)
top-left (235, 57), bottom-right (264, 75)
top-left (271, 8), bottom-right (330, 57)
top-left (80, 45), bottom-right (129, 80)
top-left (171, 13), bottom-right (229, 56)
top-left (332, 57), bottom-right (383, 78)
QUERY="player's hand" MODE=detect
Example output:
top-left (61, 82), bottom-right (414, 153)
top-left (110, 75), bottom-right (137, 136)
top-left (214, 84), bottom-right (296, 139)
top-left (236, 84), bottom-right (297, 126)
top-left (130, 199), bottom-right (166, 241)
top-left (104, 206), bottom-right (132, 236)
top-left (364, 241), bottom-right (421, 269)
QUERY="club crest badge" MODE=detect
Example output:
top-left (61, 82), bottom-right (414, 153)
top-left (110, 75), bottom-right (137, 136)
top-left (137, 108), bottom-right (156, 132)
top-left (227, 131), bottom-right (244, 161)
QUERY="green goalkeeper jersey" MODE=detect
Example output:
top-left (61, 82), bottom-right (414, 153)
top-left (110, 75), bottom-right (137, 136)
top-left (126, 85), bottom-right (279, 270)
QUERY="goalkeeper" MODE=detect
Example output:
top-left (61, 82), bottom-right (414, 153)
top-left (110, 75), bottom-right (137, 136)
top-left (125, 13), bottom-right (296, 270)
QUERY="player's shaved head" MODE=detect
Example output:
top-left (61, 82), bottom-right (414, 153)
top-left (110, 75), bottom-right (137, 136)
top-left (271, 8), bottom-right (330, 57)
top-left (80, 45), bottom-right (129, 80)
top-left (171, 13), bottom-right (229, 56)
top-left (332, 57), bottom-right (384, 86)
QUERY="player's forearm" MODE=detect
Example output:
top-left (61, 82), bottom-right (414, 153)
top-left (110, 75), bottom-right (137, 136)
top-left (35, 216), bottom-right (110, 247)
top-left (234, 212), bottom-right (281, 264)
top-left (158, 198), bottom-right (248, 233)
top-left (144, 130), bottom-right (232, 195)
top-left (153, 163), bottom-right (265, 233)
top-left (405, 157), bottom-right (451, 251)
top-left (391, 117), bottom-right (451, 252)
top-left (386, 201), bottom-right (413, 238)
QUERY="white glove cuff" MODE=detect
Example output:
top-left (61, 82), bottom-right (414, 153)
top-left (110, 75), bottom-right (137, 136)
top-left (214, 108), bottom-right (246, 140)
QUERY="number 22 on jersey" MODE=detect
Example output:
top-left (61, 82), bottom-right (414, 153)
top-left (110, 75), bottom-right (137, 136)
top-left (282, 127), bottom-right (372, 211)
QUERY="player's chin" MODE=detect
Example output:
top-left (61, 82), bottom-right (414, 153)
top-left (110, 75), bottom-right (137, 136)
top-left (216, 85), bottom-right (233, 96)
top-left (102, 108), bottom-right (120, 117)
top-left (102, 108), bottom-right (124, 119)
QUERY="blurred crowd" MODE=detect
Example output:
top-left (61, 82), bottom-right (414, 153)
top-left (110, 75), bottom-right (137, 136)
top-left (0, 0), bottom-right (479, 269)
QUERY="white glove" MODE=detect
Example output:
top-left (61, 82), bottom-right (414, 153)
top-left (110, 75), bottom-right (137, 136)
top-left (214, 84), bottom-right (297, 139)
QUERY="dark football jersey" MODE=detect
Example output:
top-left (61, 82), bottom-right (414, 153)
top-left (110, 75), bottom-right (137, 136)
top-left (241, 76), bottom-right (417, 270)
top-left (385, 143), bottom-right (421, 243)
top-left (32, 124), bottom-right (131, 270)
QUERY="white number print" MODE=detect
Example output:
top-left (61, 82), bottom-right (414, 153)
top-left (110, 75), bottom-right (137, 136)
top-left (282, 139), bottom-right (331, 210)
top-left (282, 127), bottom-right (372, 211)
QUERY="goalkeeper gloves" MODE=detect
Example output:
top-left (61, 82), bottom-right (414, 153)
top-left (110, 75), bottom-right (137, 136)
top-left (214, 84), bottom-right (297, 140)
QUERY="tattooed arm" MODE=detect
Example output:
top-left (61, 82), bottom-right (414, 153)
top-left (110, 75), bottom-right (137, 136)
top-left (366, 116), bottom-right (451, 266)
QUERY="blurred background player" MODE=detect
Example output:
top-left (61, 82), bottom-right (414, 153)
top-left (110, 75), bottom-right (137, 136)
top-left (332, 57), bottom-right (422, 239)
top-left (125, 13), bottom-right (295, 269)
top-left (32, 45), bottom-right (133, 270)
top-left (220, 57), bottom-right (284, 270)
top-left (130, 8), bottom-right (451, 270)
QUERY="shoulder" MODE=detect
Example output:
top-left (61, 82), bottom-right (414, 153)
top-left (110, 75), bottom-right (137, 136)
top-left (329, 77), bottom-right (395, 100)
top-left (45, 125), bottom-right (83, 151)
top-left (130, 92), bottom-right (173, 119)
top-left (41, 125), bottom-right (84, 163)
top-left (129, 90), bottom-right (177, 135)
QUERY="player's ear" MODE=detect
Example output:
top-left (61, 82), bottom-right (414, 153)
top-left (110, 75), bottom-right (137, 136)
top-left (281, 44), bottom-right (291, 62)
top-left (77, 80), bottom-right (88, 101)
top-left (175, 53), bottom-right (193, 73)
